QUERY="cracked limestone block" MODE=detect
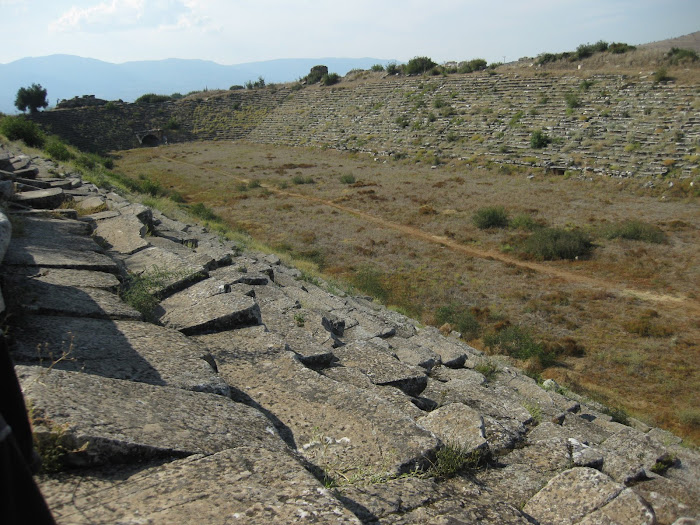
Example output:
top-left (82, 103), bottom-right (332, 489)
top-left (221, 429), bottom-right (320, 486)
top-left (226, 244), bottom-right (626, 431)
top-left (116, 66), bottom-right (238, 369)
top-left (417, 403), bottom-right (487, 452)
top-left (93, 214), bottom-right (150, 254)
top-left (212, 351), bottom-right (440, 476)
top-left (123, 246), bottom-right (208, 297)
top-left (42, 447), bottom-right (361, 525)
top-left (12, 315), bottom-right (230, 396)
top-left (600, 426), bottom-right (676, 484)
top-left (17, 365), bottom-right (282, 467)
top-left (12, 187), bottom-right (66, 208)
top-left (331, 339), bottom-right (428, 396)
top-left (524, 467), bottom-right (625, 525)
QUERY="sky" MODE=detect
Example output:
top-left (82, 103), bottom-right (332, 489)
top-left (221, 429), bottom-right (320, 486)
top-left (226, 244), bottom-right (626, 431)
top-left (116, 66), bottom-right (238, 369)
top-left (0, 0), bottom-right (698, 65)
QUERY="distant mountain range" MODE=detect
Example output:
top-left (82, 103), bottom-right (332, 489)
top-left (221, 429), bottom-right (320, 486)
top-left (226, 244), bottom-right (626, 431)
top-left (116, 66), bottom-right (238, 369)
top-left (0, 55), bottom-right (394, 114)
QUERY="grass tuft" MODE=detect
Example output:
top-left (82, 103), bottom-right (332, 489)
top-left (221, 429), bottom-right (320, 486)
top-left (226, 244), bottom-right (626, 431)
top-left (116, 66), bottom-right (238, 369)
top-left (521, 227), bottom-right (593, 260)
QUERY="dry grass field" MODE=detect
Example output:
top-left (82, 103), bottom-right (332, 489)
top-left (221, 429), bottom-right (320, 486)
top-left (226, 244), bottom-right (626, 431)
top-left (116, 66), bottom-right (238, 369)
top-left (114, 140), bottom-right (700, 444)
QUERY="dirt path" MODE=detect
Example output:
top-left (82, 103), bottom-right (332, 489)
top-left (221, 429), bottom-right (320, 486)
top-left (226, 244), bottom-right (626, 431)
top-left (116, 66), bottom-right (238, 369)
top-left (159, 155), bottom-right (700, 315)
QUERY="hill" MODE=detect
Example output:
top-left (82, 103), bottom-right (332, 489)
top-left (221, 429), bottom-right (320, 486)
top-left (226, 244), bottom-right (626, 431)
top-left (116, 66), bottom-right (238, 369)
top-left (0, 55), bottom-right (393, 114)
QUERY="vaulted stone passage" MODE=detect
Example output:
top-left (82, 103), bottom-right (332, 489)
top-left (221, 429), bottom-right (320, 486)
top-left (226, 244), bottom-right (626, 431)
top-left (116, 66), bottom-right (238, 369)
top-left (135, 129), bottom-right (162, 147)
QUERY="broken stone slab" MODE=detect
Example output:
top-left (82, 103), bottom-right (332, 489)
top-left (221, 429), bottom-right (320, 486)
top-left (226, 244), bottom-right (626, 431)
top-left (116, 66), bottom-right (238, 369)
top-left (600, 426), bottom-right (676, 484)
top-left (158, 284), bottom-right (261, 335)
top-left (93, 213), bottom-right (151, 255)
top-left (147, 235), bottom-right (218, 269)
top-left (3, 243), bottom-right (119, 272)
top-left (417, 403), bottom-right (487, 452)
top-left (330, 339), bottom-right (428, 396)
top-left (16, 365), bottom-right (283, 467)
top-left (410, 328), bottom-right (471, 368)
top-left (3, 275), bottom-right (141, 320)
top-left (0, 211), bottom-right (11, 262)
top-left (633, 476), bottom-right (700, 524)
top-left (390, 337), bottom-right (441, 371)
top-left (0, 180), bottom-right (15, 200)
top-left (85, 210), bottom-right (120, 221)
top-left (42, 447), bottom-right (361, 525)
top-left (12, 187), bottom-right (66, 208)
top-left (577, 488), bottom-right (656, 525)
top-left (338, 475), bottom-right (444, 523)
top-left (332, 307), bottom-right (398, 341)
top-left (75, 195), bottom-right (105, 211)
top-left (210, 263), bottom-right (272, 285)
top-left (12, 316), bottom-right (229, 395)
top-left (320, 366), bottom-right (426, 420)
top-left (123, 246), bottom-right (208, 298)
top-left (3, 267), bottom-right (120, 291)
top-left (210, 351), bottom-right (440, 476)
top-left (384, 498), bottom-right (533, 524)
top-left (523, 467), bottom-right (625, 525)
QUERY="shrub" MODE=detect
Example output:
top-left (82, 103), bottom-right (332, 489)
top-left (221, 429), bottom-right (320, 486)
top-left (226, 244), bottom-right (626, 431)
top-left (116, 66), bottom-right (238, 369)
top-left (104, 101), bottom-right (117, 111)
top-left (522, 227), bottom-right (593, 260)
top-left (164, 116), bottom-right (180, 130)
top-left (668, 47), bottom-right (698, 64)
top-left (458, 59), bottom-right (487, 74)
top-left (405, 56), bottom-right (437, 75)
top-left (75, 152), bottom-right (112, 171)
top-left (321, 73), bottom-right (340, 86)
top-left (472, 206), bottom-right (509, 229)
top-left (292, 174), bottom-right (314, 185)
top-left (189, 202), bottom-right (220, 221)
top-left (564, 91), bottom-right (581, 109)
top-left (576, 41), bottom-right (608, 59)
top-left (608, 42), bottom-right (636, 54)
top-left (339, 174), bottom-right (356, 184)
top-left (44, 137), bottom-right (73, 161)
top-left (483, 325), bottom-right (556, 369)
top-left (530, 129), bottom-right (551, 149)
top-left (0, 115), bottom-right (45, 147)
top-left (653, 68), bottom-right (671, 83)
top-left (395, 115), bottom-right (410, 128)
top-left (510, 214), bottom-right (542, 231)
top-left (435, 303), bottom-right (481, 339)
top-left (134, 93), bottom-right (171, 104)
top-left (370, 64), bottom-right (385, 72)
top-left (385, 62), bottom-right (402, 75)
top-left (229, 85), bottom-right (244, 90)
top-left (602, 220), bottom-right (666, 243)
top-left (121, 266), bottom-right (183, 321)
top-left (305, 65), bottom-right (328, 84)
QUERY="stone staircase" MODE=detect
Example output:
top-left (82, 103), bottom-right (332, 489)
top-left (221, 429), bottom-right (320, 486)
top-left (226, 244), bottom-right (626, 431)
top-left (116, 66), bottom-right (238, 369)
top-left (1, 146), bottom-right (699, 524)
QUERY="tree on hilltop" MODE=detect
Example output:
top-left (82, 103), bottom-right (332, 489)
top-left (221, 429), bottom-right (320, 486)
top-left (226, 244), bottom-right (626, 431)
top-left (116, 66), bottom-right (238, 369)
top-left (15, 83), bottom-right (48, 113)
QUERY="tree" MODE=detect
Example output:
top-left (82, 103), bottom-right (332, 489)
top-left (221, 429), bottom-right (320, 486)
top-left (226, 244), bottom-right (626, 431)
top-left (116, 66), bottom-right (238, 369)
top-left (15, 83), bottom-right (48, 113)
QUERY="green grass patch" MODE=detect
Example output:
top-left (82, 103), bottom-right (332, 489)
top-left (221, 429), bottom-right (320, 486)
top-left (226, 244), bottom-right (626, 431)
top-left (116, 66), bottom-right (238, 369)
top-left (521, 227), bottom-right (593, 260)
top-left (435, 303), bottom-right (481, 339)
top-left (427, 444), bottom-right (488, 479)
top-left (121, 266), bottom-right (184, 321)
top-left (483, 325), bottom-right (556, 369)
top-left (602, 220), bottom-right (666, 244)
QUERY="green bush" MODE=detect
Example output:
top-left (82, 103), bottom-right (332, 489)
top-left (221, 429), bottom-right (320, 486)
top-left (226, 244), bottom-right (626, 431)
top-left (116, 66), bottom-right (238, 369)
top-left (530, 129), bottom-right (551, 149)
top-left (564, 91), bottom-right (581, 109)
top-left (0, 115), bottom-right (45, 147)
top-left (189, 202), bottom-right (220, 221)
top-left (339, 174), bottom-right (356, 184)
top-left (75, 152), bottom-right (112, 171)
top-left (458, 59), bottom-right (488, 74)
top-left (371, 64), bottom-right (385, 72)
top-left (609, 42), bottom-right (636, 54)
top-left (292, 174), bottom-right (314, 185)
top-left (385, 62), bottom-right (402, 75)
top-left (472, 206), bottom-right (509, 229)
top-left (134, 93), bottom-right (172, 104)
top-left (44, 137), bottom-right (73, 161)
top-left (405, 56), bottom-right (437, 75)
top-left (522, 227), bottom-right (593, 260)
top-left (229, 85), bottom-right (244, 91)
top-left (602, 220), bottom-right (666, 244)
top-left (395, 115), bottom-right (410, 128)
top-left (653, 68), bottom-right (671, 83)
top-left (668, 47), bottom-right (698, 64)
top-left (483, 325), bottom-right (556, 368)
top-left (321, 73), bottom-right (340, 86)
top-left (164, 116), bottom-right (180, 130)
top-left (435, 303), bottom-right (481, 339)
top-left (510, 214), bottom-right (542, 231)
top-left (304, 65), bottom-right (328, 84)
top-left (15, 83), bottom-right (48, 113)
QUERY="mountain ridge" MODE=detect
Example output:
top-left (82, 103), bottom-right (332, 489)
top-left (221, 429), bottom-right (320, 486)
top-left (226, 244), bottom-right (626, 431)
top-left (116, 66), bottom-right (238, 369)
top-left (0, 55), bottom-right (393, 114)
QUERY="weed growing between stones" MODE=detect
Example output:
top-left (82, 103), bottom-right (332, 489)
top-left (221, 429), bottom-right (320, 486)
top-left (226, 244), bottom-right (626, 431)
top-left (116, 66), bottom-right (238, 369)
top-left (474, 360), bottom-right (500, 381)
top-left (426, 444), bottom-right (489, 480)
top-left (121, 266), bottom-right (184, 321)
top-left (522, 402), bottom-right (543, 424)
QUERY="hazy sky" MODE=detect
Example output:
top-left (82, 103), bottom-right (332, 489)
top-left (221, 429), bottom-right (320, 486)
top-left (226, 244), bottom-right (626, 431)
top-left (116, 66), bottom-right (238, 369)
top-left (1, 0), bottom-right (698, 65)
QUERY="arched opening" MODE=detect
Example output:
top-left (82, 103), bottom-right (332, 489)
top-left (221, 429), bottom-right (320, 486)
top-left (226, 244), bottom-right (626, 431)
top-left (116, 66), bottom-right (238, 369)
top-left (140, 134), bottom-right (160, 147)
